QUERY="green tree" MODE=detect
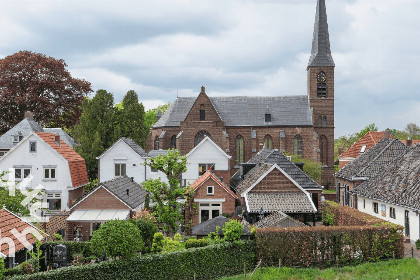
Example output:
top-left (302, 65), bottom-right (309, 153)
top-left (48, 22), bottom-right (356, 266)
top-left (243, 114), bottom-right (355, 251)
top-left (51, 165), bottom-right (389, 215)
top-left (285, 154), bottom-right (322, 183)
top-left (90, 220), bottom-right (144, 259)
top-left (144, 103), bottom-right (171, 131)
top-left (143, 149), bottom-right (189, 235)
top-left (73, 89), bottom-right (115, 179)
top-left (222, 220), bottom-right (244, 242)
top-left (129, 218), bottom-right (158, 253)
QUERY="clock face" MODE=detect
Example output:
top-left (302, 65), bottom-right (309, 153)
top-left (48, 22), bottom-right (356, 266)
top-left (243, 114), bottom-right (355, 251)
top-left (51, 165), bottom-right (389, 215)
top-left (317, 72), bottom-right (327, 82)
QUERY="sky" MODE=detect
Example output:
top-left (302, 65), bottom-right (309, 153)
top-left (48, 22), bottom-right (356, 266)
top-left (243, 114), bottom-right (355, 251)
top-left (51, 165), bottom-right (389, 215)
top-left (1, 0), bottom-right (420, 138)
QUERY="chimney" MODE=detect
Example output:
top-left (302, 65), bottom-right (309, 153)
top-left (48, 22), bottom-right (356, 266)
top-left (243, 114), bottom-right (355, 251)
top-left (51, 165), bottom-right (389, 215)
top-left (55, 134), bottom-right (60, 146)
top-left (406, 138), bottom-right (413, 146)
top-left (126, 189), bottom-right (130, 196)
top-left (131, 177), bottom-right (134, 182)
top-left (24, 111), bottom-right (34, 120)
top-left (200, 86), bottom-right (205, 94)
top-left (383, 129), bottom-right (391, 139)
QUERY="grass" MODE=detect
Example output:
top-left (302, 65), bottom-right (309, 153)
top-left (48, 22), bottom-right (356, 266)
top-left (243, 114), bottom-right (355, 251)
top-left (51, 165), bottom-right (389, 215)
top-left (221, 258), bottom-right (420, 280)
top-left (322, 189), bottom-right (337, 194)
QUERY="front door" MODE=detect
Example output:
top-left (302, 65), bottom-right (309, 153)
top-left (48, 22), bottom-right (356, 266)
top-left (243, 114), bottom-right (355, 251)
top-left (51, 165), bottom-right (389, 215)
top-left (404, 210), bottom-right (410, 237)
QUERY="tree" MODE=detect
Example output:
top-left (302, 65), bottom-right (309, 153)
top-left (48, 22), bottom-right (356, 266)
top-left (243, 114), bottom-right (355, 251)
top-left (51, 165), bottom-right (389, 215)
top-left (0, 171), bottom-right (36, 215)
top-left (405, 123), bottom-right (420, 139)
top-left (285, 154), bottom-right (322, 183)
top-left (143, 149), bottom-right (190, 235)
top-left (144, 103), bottom-right (171, 131)
top-left (222, 220), bottom-right (244, 242)
top-left (0, 51), bottom-right (92, 134)
top-left (129, 218), bottom-right (158, 253)
top-left (90, 220), bottom-right (144, 259)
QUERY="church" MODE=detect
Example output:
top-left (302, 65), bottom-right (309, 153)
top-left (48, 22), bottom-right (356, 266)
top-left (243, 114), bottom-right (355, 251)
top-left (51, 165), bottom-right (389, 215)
top-left (147, 0), bottom-right (335, 187)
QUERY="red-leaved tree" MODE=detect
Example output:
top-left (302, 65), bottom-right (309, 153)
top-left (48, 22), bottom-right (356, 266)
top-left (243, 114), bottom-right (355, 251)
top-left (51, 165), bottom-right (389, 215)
top-left (0, 51), bottom-right (92, 133)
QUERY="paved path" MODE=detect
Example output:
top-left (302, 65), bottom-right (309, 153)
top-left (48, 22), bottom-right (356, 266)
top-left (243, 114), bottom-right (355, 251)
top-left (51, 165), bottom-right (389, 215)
top-left (404, 243), bottom-right (420, 260)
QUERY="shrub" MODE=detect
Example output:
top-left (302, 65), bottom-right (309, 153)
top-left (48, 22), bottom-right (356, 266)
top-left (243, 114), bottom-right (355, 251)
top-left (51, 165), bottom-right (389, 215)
top-left (322, 204), bottom-right (334, 226)
top-left (416, 239), bottom-right (420, 250)
top-left (0, 258), bottom-right (4, 279)
top-left (323, 200), bottom-right (385, 226)
top-left (90, 220), bottom-right (144, 259)
top-left (223, 220), bottom-right (244, 242)
top-left (185, 239), bottom-right (209, 249)
top-left (151, 232), bottom-right (165, 253)
top-left (129, 218), bottom-right (158, 253)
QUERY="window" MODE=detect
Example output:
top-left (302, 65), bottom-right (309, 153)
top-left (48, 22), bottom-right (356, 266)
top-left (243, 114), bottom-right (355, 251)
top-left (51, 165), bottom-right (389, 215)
top-left (317, 83), bottom-right (327, 97)
top-left (13, 135), bottom-right (23, 143)
top-left (154, 136), bottom-right (160, 150)
top-left (360, 145), bottom-right (367, 153)
top-left (14, 168), bottom-right (31, 180)
top-left (47, 193), bottom-right (61, 211)
top-left (29, 141), bottom-right (37, 152)
top-left (323, 116), bottom-right (327, 126)
top-left (44, 168), bottom-right (56, 179)
top-left (207, 186), bottom-right (214, 195)
top-left (265, 113), bottom-right (271, 122)
top-left (264, 135), bottom-right (273, 149)
top-left (235, 135), bottom-right (244, 166)
top-left (199, 163), bottom-right (215, 176)
top-left (390, 207), bottom-right (396, 219)
top-left (363, 199), bottom-right (366, 209)
top-left (293, 135), bottom-right (303, 156)
top-left (91, 222), bottom-right (103, 234)
top-left (115, 163), bottom-right (126, 177)
top-left (381, 204), bottom-right (386, 217)
top-left (318, 116), bottom-right (323, 126)
top-left (320, 135), bottom-right (328, 165)
top-left (199, 203), bottom-right (222, 223)
top-left (373, 202), bottom-right (379, 214)
top-left (200, 105), bottom-right (205, 121)
top-left (194, 131), bottom-right (210, 146)
top-left (170, 135), bottom-right (177, 149)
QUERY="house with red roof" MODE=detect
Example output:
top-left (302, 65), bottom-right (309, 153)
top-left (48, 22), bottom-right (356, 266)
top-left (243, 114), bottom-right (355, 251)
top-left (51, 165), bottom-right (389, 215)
top-left (0, 132), bottom-right (89, 237)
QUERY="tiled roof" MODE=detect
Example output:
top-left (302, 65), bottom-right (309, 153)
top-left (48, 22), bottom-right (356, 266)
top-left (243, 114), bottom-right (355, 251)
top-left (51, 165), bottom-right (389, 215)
top-left (247, 192), bottom-right (316, 213)
top-left (352, 144), bottom-right (420, 211)
top-left (36, 132), bottom-right (89, 188)
top-left (120, 137), bottom-right (148, 157)
top-left (189, 171), bottom-right (237, 199)
top-left (235, 163), bottom-right (273, 195)
top-left (191, 216), bottom-right (252, 236)
top-left (335, 138), bottom-right (407, 180)
top-left (401, 140), bottom-right (420, 146)
top-left (43, 128), bottom-right (76, 148)
top-left (148, 150), bottom-right (169, 157)
top-left (153, 95), bottom-right (313, 128)
top-left (253, 211), bottom-right (307, 228)
top-left (0, 118), bottom-right (43, 149)
top-left (0, 209), bottom-right (45, 256)
top-left (100, 176), bottom-right (148, 209)
top-left (339, 131), bottom-right (389, 159)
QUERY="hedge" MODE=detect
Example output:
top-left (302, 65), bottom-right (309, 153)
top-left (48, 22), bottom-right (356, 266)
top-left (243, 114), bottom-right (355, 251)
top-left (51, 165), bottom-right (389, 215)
top-left (6, 241), bottom-right (255, 280)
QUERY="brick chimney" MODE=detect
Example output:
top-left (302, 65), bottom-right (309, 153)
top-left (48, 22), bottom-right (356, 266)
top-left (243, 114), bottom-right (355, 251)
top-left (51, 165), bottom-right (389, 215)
top-left (54, 134), bottom-right (60, 146)
top-left (383, 129), bottom-right (391, 139)
top-left (200, 86), bottom-right (205, 94)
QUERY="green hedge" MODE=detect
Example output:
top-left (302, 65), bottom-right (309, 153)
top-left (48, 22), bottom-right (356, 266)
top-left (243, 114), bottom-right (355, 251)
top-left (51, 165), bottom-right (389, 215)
top-left (255, 225), bottom-right (404, 268)
top-left (322, 201), bottom-right (386, 226)
top-left (7, 241), bottom-right (255, 280)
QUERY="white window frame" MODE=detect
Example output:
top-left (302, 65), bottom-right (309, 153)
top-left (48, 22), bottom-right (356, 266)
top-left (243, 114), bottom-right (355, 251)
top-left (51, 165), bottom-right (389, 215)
top-left (46, 193), bottom-right (62, 211)
top-left (115, 163), bottom-right (127, 177)
top-left (29, 141), bottom-right (37, 152)
top-left (13, 166), bottom-right (31, 181)
top-left (207, 186), bottom-right (214, 195)
top-left (198, 163), bottom-right (215, 176)
top-left (199, 202), bottom-right (222, 223)
top-left (390, 207), bottom-right (396, 219)
top-left (373, 202), bottom-right (379, 214)
top-left (43, 166), bottom-right (57, 180)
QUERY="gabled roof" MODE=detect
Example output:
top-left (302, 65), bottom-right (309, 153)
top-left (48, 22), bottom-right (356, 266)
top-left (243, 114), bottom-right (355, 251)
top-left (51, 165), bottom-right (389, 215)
top-left (352, 144), bottom-right (420, 211)
top-left (0, 208), bottom-right (46, 257)
top-left (335, 138), bottom-right (407, 181)
top-left (0, 118), bottom-right (43, 149)
top-left (253, 211), bottom-right (307, 228)
top-left (73, 176), bottom-right (147, 210)
top-left (97, 137), bottom-right (148, 159)
top-left (36, 132), bottom-right (89, 188)
top-left (190, 171), bottom-right (237, 199)
top-left (339, 131), bottom-right (389, 159)
top-left (43, 128), bottom-right (76, 148)
top-left (191, 216), bottom-right (252, 236)
top-left (186, 136), bottom-right (231, 159)
top-left (153, 95), bottom-right (313, 128)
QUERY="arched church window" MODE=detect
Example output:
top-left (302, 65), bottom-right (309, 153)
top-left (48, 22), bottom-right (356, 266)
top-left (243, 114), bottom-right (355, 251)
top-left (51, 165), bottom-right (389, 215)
top-left (170, 135), bottom-right (177, 149)
top-left (154, 136), bottom-right (160, 150)
top-left (194, 131), bottom-right (210, 146)
top-left (264, 135), bottom-right (273, 149)
top-left (200, 104), bottom-right (205, 121)
top-left (235, 135), bottom-right (244, 166)
top-left (320, 135), bottom-right (328, 165)
top-left (293, 135), bottom-right (303, 156)
top-left (323, 116), bottom-right (327, 127)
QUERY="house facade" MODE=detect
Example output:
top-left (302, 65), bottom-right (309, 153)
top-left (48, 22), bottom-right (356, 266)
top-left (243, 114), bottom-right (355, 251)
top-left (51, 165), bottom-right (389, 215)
top-left (351, 144), bottom-right (420, 243)
top-left (148, 0), bottom-right (335, 187)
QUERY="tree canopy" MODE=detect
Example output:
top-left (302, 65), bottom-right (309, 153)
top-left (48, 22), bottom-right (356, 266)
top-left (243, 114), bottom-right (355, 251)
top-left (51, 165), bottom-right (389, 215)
top-left (0, 51), bottom-right (92, 134)
top-left (144, 103), bottom-right (171, 131)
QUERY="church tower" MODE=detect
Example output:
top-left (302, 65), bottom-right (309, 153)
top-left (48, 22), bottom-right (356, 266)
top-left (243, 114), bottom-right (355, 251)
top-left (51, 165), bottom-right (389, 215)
top-left (307, 0), bottom-right (335, 187)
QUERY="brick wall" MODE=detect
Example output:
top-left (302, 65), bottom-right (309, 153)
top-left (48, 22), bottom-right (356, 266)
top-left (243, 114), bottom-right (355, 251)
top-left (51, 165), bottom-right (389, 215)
top-left (252, 168), bottom-right (300, 193)
top-left (42, 213), bottom-right (69, 240)
top-left (73, 187), bottom-right (130, 210)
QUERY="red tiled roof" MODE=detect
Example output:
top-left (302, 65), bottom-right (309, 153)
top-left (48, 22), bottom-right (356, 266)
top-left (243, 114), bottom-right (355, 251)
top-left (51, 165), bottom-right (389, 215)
top-left (36, 132), bottom-right (89, 188)
top-left (401, 140), bottom-right (420, 146)
top-left (340, 131), bottom-right (390, 159)
top-left (189, 171), bottom-right (238, 198)
top-left (0, 209), bottom-right (45, 256)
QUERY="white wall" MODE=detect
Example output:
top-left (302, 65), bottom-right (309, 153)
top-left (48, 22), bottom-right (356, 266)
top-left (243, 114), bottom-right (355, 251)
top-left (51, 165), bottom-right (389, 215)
top-left (183, 138), bottom-right (230, 185)
top-left (0, 134), bottom-right (73, 211)
top-left (357, 196), bottom-right (420, 244)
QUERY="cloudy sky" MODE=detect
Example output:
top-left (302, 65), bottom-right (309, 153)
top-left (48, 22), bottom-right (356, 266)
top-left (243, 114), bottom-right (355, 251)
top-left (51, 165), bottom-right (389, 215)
top-left (1, 0), bottom-right (419, 137)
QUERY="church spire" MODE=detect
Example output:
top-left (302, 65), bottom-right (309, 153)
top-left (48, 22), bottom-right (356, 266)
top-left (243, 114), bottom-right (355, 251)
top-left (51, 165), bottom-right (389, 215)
top-left (308, 0), bottom-right (334, 67)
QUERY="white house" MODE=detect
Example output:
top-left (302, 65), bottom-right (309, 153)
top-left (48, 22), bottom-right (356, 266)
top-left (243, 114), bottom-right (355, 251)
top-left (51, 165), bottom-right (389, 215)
top-left (183, 136), bottom-right (231, 186)
top-left (0, 132), bottom-right (89, 214)
top-left (97, 137), bottom-right (167, 184)
top-left (351, 144), bottom-right (420, 243)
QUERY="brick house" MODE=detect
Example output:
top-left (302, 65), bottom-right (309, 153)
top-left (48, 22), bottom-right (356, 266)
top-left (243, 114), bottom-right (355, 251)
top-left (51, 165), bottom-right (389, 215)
top-left (335, 138), bottom-right (407, 207)
top-left (66, 176), bottom-right (147, 241)
top-left (186, 171), bottom-right (238, 227)
top-left (148, 0), bottom-right (336, 187)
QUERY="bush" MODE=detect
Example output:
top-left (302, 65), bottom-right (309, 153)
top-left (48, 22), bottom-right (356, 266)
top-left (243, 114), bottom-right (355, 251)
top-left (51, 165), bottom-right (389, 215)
top-left (129, 218), bottom-right (158, 253)
top-left (151, 232), bottom-right (165, 253)
top-left (185, 239), bottom-right (209, 249)
top-left (91, 220), bottom-right (144, 259)
top-left (223, 220), bottom-right (244, 242)
top-left (416, 239), bottom-right (420, 250)
top-left (323, 201), bottom-right (386, 226)
top-left (0, 258), bottom-right (4, 279)
top-left (6, 241), bottom-right (256, 280)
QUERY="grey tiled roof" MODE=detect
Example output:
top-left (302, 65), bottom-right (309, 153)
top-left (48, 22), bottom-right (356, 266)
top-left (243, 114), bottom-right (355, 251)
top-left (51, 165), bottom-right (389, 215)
top-left (247, 192), bottom-right (316, 213)
top-left (308, 0), bottom-right (335, 67)
top-left (0, 118), bottom-right (43, 149)
top-left (120, 137), bottom-right (148, 157)
top-left (153, 95), bottom-right (313, 128)
top-left (101, 176), bottom-right (147, 209)
top-left (236, 163), bottom-right (273, 195)
top-left (148, 150), bottom-right (169, 157)
top-left (253, 211), bottom-right (307, 228)
top-left (335, 139), bottom-right (407, 180)
top-left (191, 216), bottom-right (251, 236)
top-left (44, 128), bottom-right (76, 148)
top-left (352, 144), bottom-right (420, 211)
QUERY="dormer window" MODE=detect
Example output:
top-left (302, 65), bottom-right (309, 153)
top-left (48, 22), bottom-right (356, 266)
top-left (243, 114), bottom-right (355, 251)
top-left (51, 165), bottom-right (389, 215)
top-left (200, 105), bottom-right (205, 121)
top-left (360, 145), bottom-right (367, 154)
top-left (13, 135), bottom-right (23, 143)
top-left (265, 114), bottom-right (271, 122)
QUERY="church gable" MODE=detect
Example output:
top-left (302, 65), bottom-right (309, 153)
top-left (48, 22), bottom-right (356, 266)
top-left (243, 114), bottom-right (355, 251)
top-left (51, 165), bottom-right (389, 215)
top-left (251, 167), bottom-right (301, 194)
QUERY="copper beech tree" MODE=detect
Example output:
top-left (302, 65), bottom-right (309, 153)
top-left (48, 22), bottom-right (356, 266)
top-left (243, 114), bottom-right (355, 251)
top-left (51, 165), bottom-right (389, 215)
top-left (0, 51), bottom-right (92, 133)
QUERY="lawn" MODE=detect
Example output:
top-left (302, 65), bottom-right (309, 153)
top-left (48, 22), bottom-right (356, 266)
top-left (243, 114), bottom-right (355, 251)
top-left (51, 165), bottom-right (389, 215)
top-left (221, 258), bottom-right (420, 280)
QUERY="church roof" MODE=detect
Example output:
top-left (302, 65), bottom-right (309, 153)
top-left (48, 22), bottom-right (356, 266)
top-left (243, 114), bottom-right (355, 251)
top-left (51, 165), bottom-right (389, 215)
top-left (308, 0), bottom-right (335, 67)
top-left (153, 95), bottom-right (313, 128)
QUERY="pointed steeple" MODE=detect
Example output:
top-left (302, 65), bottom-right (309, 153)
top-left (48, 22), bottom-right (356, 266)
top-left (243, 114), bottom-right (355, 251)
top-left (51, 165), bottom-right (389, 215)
top-left (308, 0), bottom-right (334, 67)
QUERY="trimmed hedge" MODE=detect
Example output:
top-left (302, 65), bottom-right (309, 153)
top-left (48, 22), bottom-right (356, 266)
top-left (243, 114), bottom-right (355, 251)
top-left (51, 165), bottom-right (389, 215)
top-left (7, 241), bottom-right (255, 280)
top-left (322, 201), bottom-right (386, 226)
top-left (255, 226), bottom-right (404, 268)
